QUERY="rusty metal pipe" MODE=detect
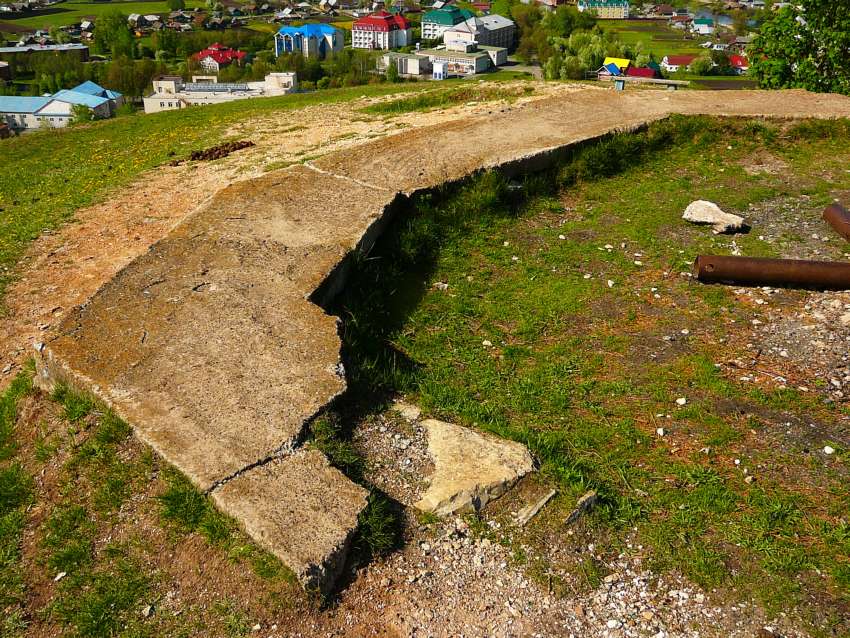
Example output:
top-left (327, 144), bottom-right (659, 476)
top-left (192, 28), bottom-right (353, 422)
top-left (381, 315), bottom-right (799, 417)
top-left (823, 203), bottom-right (850, 242)
top-left (694, 255), bottom-right (850, 289)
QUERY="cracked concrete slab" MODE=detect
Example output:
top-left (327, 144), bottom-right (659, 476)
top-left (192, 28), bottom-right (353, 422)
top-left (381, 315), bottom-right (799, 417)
top-left (415, 419), bottom-right (534, 516)
top-left (36, 165), bottom-right (396, 490)
top-left (34, 88), bottom-right (850, 592)
top-left (212, 449), bottom-right (368, 595)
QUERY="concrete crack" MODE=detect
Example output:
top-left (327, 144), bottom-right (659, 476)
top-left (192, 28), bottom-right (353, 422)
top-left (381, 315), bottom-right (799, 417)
top-left (303, 161), bottom-right (390, 192)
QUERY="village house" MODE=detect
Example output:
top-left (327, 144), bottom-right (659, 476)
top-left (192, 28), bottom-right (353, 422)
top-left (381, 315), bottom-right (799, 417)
top-left (351, 10), bottom-right (411, 50)
top-left (692, 17), bottom-right (715, 35)
top-left (143, 72), bottom-right (297, 113)
top-left (442, 14), bottom-right (516, 49)
top-left (660, 54), bottom-right (696, 73)
top-left (669, 14), bottom-right (692, 29)
top-left (729, 54), bottom-right (749, 74)
top-left (0, 81), bottom-right (122, 131)
top-left (274, 23), bottom-right (343, 58)
top-left (420, 5), bottom-right (475, 41)
top-left (577, 0), bottom-right (629, 19)
top-left (195, 43), bottom-right (247, 72)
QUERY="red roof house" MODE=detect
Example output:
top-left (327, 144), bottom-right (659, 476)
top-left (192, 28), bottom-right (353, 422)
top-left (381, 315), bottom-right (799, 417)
top-left (194, 43), bottom-right (247, 72)
top-left (729, 54), bottom-right (749, 73)
top-left (352, 10), bottom-right (412, 49)
top-left (661, 54), bottom-right (696, 72)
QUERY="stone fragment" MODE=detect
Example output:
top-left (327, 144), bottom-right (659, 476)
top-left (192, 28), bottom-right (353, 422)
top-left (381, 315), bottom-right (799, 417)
top-left (682, 200), bottom-right (746, 234)
top-left (565, 490), bottom-right (598, 526)
top-left (516, 489), bottom-right (557, 526)
top-left (415, 419), bottom-right (534, 516)
top-left (392, 400), bottom-right (422, 423)
top-left (212, 449), bottom-right (368, 596)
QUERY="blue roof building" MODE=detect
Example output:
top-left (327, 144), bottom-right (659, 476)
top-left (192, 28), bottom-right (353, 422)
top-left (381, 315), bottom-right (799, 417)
top-left (71, 80), bottom-right (123, 101)
top-left (0, 96), bottom-right (51, 114)
top-left (52, 89), bottom-right (112, 109)
top-left (0, 82), bottom-right (123, 132)
top-left (275, 23), bottom-right (343, 59)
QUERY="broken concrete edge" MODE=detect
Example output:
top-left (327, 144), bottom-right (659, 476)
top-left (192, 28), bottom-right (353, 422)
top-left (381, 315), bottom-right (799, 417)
top-left (33, 344), bottom-right (370, 596)
top-left (210, 449), bottom-right (369, 597)
top-left (307, 119), bottom-right (667, 312)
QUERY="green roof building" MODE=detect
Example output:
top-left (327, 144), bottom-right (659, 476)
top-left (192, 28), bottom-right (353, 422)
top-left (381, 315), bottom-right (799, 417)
top-left (421, 5), bottom-right (475, 40)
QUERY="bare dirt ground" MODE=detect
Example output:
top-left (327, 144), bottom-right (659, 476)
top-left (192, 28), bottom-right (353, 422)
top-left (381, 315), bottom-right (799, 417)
top-left (0, 80), bottom-right (575, 390)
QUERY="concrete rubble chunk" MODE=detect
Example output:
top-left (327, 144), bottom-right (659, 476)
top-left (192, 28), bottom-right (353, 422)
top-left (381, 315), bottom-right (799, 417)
top-left (415, 418), bottom-right (534, 516)
top-left (516, 488), bottom-right (557, 526)
top-left (391, 400), bottom-right (422, 422)
top-left (565, 489), bottom-right (598, 526)
top-left (682, 200), bottom-right (746, 234)
top-left (34, 165), bottom-right (397, 491)
top-left (211, 449), bottom-right (368, 596)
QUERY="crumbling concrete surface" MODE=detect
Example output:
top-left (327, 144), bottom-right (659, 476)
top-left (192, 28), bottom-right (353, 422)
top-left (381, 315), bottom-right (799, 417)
top-left (34, 88), bottom-right (850, 592)
top-left (212, 450), bottom-right (368, 596)
top-left (415, 418), bottom-right (535, 516)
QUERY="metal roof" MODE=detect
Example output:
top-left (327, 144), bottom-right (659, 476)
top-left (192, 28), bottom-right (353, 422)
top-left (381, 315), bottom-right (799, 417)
top-left (277, 23), bottom-right (340, 36)
top-left (183, 82), bottom-right (250, 92)
top-left (51, 89), bottom-right (110, 108)
top-left (0, 43), bottom-right (88, 54)
top-left (0, 96), bottom-right (50, 113)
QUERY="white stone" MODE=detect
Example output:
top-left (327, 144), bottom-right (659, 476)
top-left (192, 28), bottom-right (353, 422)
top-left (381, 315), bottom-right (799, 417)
top-left (392, 400), bottom-right (421, 422)
top-left (682, 200), bottom-right (745, 234)
top-left (415, 418), bottom-right (534, 516)
top-left (675, 397), bottom-right (687, 406)
top-left (824, 445), bottom-right (835, 455)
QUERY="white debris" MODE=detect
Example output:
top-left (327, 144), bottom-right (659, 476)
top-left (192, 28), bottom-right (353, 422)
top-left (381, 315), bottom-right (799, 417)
top-left (682, 200), bottom-right (746, 234)
top-left (675, 397), bottom-right (687, 406)
top-left (823, 446), bottom-right (835, 455)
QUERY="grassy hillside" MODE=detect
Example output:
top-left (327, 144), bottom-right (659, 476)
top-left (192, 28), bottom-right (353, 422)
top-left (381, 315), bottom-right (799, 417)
top-left (0, 80), bottom-right (463, 303)
top-left (0, 0), bottom-right (205, 31)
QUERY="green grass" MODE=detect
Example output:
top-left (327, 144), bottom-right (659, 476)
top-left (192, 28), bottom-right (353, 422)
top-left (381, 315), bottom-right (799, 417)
top-left (0, 0), bottom-right (205, 30)
top-left (599, 18), bottom-right (708, 58)
top-left (0, 369), bottom-right (33, 625)
top-left (0, 370), bottom-right (303, 635)
top-left (334, 115), bottom-right (850, 632)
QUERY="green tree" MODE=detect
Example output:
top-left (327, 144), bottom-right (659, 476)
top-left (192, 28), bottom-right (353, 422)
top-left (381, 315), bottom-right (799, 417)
top-left (385, 60), bottom-right (400, 83)
top-left (749, 0), bottom-right (850, 95)
top-left (93, 10), bottom-right (136, 59)
top-left (71, 104), bottom-right (93, 125)
top-left (48, 26), bottom-right (72, 44)
top-left (690, 54), bottom-right (714, 76)
top-left (167, 0), bottom-right (186, 10)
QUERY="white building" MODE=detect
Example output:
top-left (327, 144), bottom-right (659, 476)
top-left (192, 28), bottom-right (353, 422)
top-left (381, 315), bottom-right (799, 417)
top-left (443, 14), bottom-right (516, 49)
top-left (577, 0), bottom-right (629, 18)
top-left (351, 10), bottom-right (411, 50)
top-left (379, 51), bottom-right (432, 76)
top-left (143, 73), bottom-right (297, 114)
top-left (0, 81), bottom-right (121, 131)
